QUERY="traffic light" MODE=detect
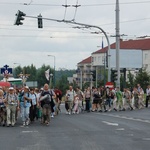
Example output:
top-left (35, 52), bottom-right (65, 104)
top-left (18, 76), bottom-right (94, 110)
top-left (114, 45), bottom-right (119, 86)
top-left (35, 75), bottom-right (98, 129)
top-left (37, 14), bottom-right (43, 28)
top-left (111, 69), bottom-right (117, 82)
top-left (14, 10), bottom-right (26, 25)
top-left (91, 70), bottom-right (96, 81)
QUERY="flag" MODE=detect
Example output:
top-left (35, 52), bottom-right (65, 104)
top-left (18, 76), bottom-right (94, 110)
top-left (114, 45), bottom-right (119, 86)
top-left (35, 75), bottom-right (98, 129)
top-left (45, 69), bottom-right (50, 81)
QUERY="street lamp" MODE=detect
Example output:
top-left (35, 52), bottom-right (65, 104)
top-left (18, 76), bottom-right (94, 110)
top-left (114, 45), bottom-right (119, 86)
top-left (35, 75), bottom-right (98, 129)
top-left (47, 55), bottom-right (56, 88)
top-left (14, 63), bottom-right (21, 66)
top-left (13, 63), bottom-right (21, 78)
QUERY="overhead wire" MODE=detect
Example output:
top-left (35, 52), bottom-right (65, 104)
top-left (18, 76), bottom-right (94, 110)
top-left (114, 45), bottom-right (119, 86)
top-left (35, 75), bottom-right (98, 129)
top-left (0, 0), bottom-right (149, 40)
top-left (0, 34), bottom-right (103, 39)
top-left (23, 0), bottom-right (33, 6)
top-left (72, 0), bottom-right (81, 21)
top-left (62, 0), bottom-right (70, 20)
top-left (0, 27), bottom-right (96, 34)
top-left (1, 1), bottom-right (150, 6)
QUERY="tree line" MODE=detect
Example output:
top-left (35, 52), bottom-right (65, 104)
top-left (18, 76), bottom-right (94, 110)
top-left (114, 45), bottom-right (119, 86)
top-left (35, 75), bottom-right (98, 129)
top-left (13, 64), bottom-right (76, 95)
top-left (11, 64), bottom-right (150, 94)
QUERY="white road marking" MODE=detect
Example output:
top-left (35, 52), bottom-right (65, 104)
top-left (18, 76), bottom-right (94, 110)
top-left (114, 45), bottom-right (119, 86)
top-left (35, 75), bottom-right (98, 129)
top-left (116, 128), bottom-right (125, 131)
top-left (22, 131), bottom-right (39, 133)
top-left (142, 138), bottom-right (150, 141)
top-left (127, 134), bottom-right (134, 136)
top-left (100, 113), bottom-right (150, 124)
top-left (102, 121), bottom-right (119, 126)
top-left (20, 125), bottom-right (29, 128)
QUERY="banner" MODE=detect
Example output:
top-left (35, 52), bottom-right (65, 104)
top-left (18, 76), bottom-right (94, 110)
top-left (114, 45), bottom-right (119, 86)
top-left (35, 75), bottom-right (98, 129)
top-left (45, 69), bottom-right (50, 81)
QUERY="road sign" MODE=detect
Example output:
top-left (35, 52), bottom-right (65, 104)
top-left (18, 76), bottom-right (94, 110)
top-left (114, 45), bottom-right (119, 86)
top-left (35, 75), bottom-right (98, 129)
top-left (105, 82), bottom-right (114, 90)
top-left (1, 65), bottom-right (12, 75)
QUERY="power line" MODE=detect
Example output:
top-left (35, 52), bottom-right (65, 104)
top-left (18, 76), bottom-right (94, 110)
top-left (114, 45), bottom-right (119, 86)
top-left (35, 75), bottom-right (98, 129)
top-left (99, 17), bottom-right (150, 27)
top-left (1, 1), bottom-right (150, 6)
top-left (72, 0), bottom-right (81, 21)
top-left (0, 34), bottom-right (103, 39)
top-left (0, 27), bottom-right (96, 34)
top-left (81, 1), bottom-right (150, 7)
top-left (62, 0), bottom-right (70, 20)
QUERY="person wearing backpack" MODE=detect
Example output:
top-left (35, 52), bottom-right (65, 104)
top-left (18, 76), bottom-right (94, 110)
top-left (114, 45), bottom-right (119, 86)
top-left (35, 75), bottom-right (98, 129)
top-left (65, 86), bottom-right (76, 115)
top-left (115, 87), bottom-right (123, 111)
top-left (0, 89), bottom-right (6, 126)
top-left (123, 88), bottom-right (133, 111)
top-left (19, 86), bottom-right (32, 126)
top-left (40, 84), bottom-right (56, 125)
top-left (29, 88), bottom-right (38, 123)
top-left (54, 87), bottom-right (62, 114)
top-left (6, 87), bottom-right (19, 127)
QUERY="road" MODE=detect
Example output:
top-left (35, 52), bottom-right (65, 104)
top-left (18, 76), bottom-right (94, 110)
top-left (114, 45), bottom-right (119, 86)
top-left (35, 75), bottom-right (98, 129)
top-left (0, 105), bottom-right (150, 150)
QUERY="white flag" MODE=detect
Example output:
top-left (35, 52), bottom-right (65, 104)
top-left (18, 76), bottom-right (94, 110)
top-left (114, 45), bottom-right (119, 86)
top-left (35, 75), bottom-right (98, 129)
top-left (45, 69), bottom-right (50, 81)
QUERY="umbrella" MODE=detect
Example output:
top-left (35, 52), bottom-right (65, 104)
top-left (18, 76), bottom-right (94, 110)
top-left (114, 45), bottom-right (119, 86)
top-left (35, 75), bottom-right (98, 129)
top-left (0, 81), bottom-right (11, 87)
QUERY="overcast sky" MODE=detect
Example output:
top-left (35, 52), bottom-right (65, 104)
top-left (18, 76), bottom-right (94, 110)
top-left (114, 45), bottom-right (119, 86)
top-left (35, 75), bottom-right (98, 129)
top-left (0, 0), bottom-right (150, 70)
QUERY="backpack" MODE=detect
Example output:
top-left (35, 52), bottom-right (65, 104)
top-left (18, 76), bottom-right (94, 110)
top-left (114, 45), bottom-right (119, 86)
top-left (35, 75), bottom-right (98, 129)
top-left (41, 90), bottom-right (53, 104)
top-left (19, 92), bottom-right (30, 102)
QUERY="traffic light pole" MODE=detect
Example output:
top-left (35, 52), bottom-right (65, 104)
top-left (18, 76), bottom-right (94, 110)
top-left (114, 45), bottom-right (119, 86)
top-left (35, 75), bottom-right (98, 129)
top-left (116, 0), bottom-right (120, 88)
top-left (23, 15), bottom-right (111, 83)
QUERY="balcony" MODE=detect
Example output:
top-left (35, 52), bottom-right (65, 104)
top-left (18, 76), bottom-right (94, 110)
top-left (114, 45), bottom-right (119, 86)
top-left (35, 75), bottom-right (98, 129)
top-left (83, 70), bottom-right (92, 74)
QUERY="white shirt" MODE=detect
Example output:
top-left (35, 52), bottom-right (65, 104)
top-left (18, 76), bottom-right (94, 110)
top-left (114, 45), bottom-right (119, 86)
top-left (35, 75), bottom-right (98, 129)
top-left (146, 88), bottom-right (150, 96)
top-left (66, 90), bottom-right (76, 101)
top-left (31, 94), bottom-right (37, 105)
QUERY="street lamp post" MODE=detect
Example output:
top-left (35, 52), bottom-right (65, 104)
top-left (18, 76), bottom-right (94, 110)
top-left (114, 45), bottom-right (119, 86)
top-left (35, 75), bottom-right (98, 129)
top-left (49, 73), bottom-right (53, 89)
top-left (13, 63), bottom-right (21, 77)
top-left (47, 55), bottom-right (56, 88)
top-left (116, 0), bottom-right (120, 88)
top-left (14, 63), bottom-right (21, 66)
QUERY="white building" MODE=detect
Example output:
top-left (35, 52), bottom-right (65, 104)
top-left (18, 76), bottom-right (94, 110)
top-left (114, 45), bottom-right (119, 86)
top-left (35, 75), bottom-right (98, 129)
top-left (77, 38), bottom-right (150, 87)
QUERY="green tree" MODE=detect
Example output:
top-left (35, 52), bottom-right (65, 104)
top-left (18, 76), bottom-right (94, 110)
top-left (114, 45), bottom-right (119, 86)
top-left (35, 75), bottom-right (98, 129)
top-left (126, 71), bottom-right (134, 89)
top-left (13, 66), bottom-right (22, 78)
top-left (134, 69), bottom-right (150, 91)
top-left (36, 64), bottom-right (51, 88)
top-left (56, 75), bottom-right (69, 95)
top-left (83, 82), bottom-right (91, 89)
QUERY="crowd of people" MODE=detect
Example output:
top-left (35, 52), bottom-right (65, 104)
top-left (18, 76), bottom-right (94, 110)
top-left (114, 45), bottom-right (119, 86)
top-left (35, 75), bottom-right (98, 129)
top-left (64, 84), bottom-right (150, 114)
top-left (0, 84), bottom-right (62, 127)
top-left (0, 83), bottom-right (150, 127)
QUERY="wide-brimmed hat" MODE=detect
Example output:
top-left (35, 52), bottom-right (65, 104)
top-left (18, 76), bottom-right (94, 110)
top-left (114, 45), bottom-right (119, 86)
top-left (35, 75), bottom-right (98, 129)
top-left (24, 86), bottom-right (29, 90)
top-left (9, 87), bottom-right (14, 90)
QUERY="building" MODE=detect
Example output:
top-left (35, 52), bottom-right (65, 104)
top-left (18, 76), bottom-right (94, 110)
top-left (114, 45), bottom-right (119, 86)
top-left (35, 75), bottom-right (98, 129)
top-left (76, 56), bottom-right (94, 89)
top-left (77, 38), bottom-right (150, 87)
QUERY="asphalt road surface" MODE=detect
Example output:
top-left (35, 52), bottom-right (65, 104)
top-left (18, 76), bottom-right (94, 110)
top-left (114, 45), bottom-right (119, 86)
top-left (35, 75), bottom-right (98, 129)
top-left (0, 105), bottom-right (150, 150)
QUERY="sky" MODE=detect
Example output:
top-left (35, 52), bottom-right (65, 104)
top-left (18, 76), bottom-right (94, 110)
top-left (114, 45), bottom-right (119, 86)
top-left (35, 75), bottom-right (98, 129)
top-left (0, 0), bottom-right (150, 70)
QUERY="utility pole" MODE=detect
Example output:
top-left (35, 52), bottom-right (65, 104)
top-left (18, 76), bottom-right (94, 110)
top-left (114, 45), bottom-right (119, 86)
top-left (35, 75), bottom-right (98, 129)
top-left (95, 66), bottom-right (98, 88)
top-left (80, 69), bottom-right (82, 90)
top-left (116, 0), bottom-right (120, 88)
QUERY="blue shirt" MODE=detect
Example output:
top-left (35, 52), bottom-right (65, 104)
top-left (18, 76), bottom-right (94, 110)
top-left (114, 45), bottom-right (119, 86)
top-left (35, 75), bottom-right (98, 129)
top-left (20, 92), bottom-right (31, 107)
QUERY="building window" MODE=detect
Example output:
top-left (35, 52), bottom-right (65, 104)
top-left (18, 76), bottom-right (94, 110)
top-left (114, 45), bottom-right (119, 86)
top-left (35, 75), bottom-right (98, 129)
top-left (92, 57), bottom-right (94, 62)
top-left (98, 56), bottom-right (101, 63)
top-left (102, 56), bottom-right (105, 64)
top-left (145, 54), bottom-right (148, 60)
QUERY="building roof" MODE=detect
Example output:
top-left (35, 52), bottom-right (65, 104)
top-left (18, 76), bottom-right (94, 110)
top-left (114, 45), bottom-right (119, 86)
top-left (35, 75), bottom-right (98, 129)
top-left (92, 38), bottom-right (150, 54)
top-left (78, 56), bottom-right (92, 64)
